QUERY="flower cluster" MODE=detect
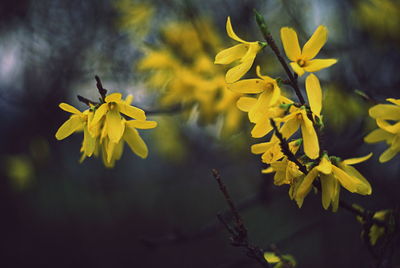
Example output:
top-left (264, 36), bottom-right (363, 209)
top-left (364, 98), bottom-right (400, 163)
top-left (215, 17), bottom-right (372, 211)
top-left (55, 92), bottom-right (157, 168)
top-left (137, 18), bottom-right (244, 136)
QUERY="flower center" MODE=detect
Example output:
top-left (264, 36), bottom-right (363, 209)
top-left (108, 102), bottom-right (117, 110)
top-left (297, 59), bottom-right (306, 67)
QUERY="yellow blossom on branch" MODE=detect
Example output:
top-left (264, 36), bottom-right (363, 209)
top-left (364, 98), bottom-right (400, 162)
top-left (280, 25), bottom-right (337, 77)
top-left (215, 17), bottom-right (264, 83)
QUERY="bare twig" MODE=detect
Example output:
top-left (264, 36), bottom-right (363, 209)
top-left (95, 75), bottom-right (107, 102)
top-left (212, 169), bottom-right (270, 268)
top-left (77, 95), bottom-right (98, 106)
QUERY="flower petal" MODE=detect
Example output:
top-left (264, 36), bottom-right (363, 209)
top-left (105, 93), bottom-right (122, 102)
top-left (280, 116), bottom-right (300, 139)
top-left (59, 103), bottom-right (81, 115)
top-left (386, 98), bottom-right (400, 106)
top-left (364, 128), bottom-right (393, 143)
top-left (55, 116), bottom-right (83, 140)
top-left (228, 79), bottom-right (267, 93)
top-left (369, 104), bottom-right (400, 120)
top-left (251, 142), bottom-right (273, 154)
top-left (236, 97), bottom-right (256, 112)
top-left (251, 119), bottom-right (273, 138)
top-left (290, 62), bottom-right (305, 76)
top-left (305, 74), bottom-right (322, 117)
top-left (320, 174), bottom-right (335, 210)
top-left (126, 120), bottom-right (157, 129)
top-left (91, 103), bottom-right (108, 127)
top-left (106, 110), bottom-right (125, 143)
top-left (339, 164), bottom-right (372, 195)
top-left (376, 119), bottom-right (400, 134)
top-left (83, 126), bottom-right (96, 157)
top-left (225, 57), bottom-right (255, 83)
top-left (280, 27), bottom-right (301, 61)
top-left (300, 111), bottom-right (319, 159)
top-left (331, 165), bottom-right (360, 193)
top-left (303, 59), bottom-right (337, 72)
top-left (296, 167), bottom-right (318, 199)
top-left (214, 44), bottom-right (248, 64)
top-left (119, 103), bottom-right (146, 120)
top-left (226, 16), bottom-right (248, 43)
top-left (316, 156), bottom-right (332, 174)
top-left (302, 25), bottom-right (328, 60)
top-left (342, 153), bottom-right (373, 165)
top-left (123, 127), bottom-right (148, 158)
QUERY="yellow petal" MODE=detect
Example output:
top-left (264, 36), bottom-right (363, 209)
top-left (226, 16), bottom-right (248, 44)
top-left (369, 104), bottom-right (400, 120)
top-left (225, 57), bottom-right (254, 83)
top-left (264, 252), bottom-right (280, 263)
top-left (228, 79), bottom-right (267, 94)
top-left (261, 167), bottom-right (274, 174)
top-left (339, 164), bottom-right (372, 195)
top-left (320, 174), bottom-right (335, 210)
top-left (59, 103), bottom-right (81, 115)
top-left (251, 142), bottom-right (273, 154)
top-left (280, 117), bottom-right (301, 139)
top-left (303, 59), bottom-right (337, 72)
top-left (214, 44), bottom-right (248, 64)
top-left (302, 25), bottom-right (328, 60)
top-left (376, 119), bottom-right (400, 134)
top-left (342, 153), bottom-right (373, 165)
top-left (290, 62), bottom-right (305, 76)
top-left (83, 126), bottom-right (96, 157)
top-left (55, 116), bottom-right (83, 140)
top-left (364, 128), bottom-right (393, 143)
top-left (125, 95), bottom-right (134, 105)
top-left (91, 103), bottom-right (108, 127)
top-left (119, 103), bottom-right (146, 120)
top-left (251, 119), bottom-right (273, 138)
top-left (236, 97), bottom-right (256, 112)
top-left (331, 165), bottom-right (360, 193)
top-left (386, 98), bottom-right (400, 106)
top-left (105, 93), bottom-right (122, 102)
top-left (300, 111), bottom-right (319, 159)
top-left (280, 27), bottom-right (301, 61)
top-left (113, 140), bottom-right (124, 161)
top-left (106, 110), bottom-right (125, 143)
top-left (305, 74), bottom-right (322, 117)
top-left (296, 167), bottom-right (318, 199)
top-left (126, 120), bottom-right (157, 129)
top-left (379, 137), bottom-right (400, 163)
top-left (106, 139), bottom-right (116, 163)
top-left (316, 156), bottom-right (332, 174)
top-left (123, 127), bottom-right (148, 158)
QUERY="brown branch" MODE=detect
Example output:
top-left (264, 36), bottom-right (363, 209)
top-left (254, 10), bottom-right (305, 105)
top-left (212, 169), bottom-right (270, 268)
top-left (77, 95), bottom-right (98, 106)
top-left (95, 75), bottom-right (107, 102)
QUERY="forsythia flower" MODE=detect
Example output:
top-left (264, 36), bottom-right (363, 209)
top-left (364, 98), bottom-right (400, 162)
top-left (56, 93), bottom-right (157, 168)
top-left (264, 251), bottom-right (297, 268)
top-left (280, 25), bottom-right (337, 76)
top-left (295, 153), bottom-right (372, 211)
top-left (215, 17), bottom-right (264, 83)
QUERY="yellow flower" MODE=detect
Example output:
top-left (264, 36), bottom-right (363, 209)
top-left (264, 251), bottom-right (297, 268)
top-left (91, 93), bottom-right (146, 144)
top-left (364, 98), bottom-right (400, 162)
top-left (252, 135), bottom-right (302, 164)
top-left (55, 103), bottom-right (97, 157)
top-left (305, 74), bottom-right (323, 118)
top-left (278, 107), bottom-right (320, 159)
top-left (369, 210), bottom-right (391, 245)
top-left (215, 17), bottom-right (263, 83)
top-left (280, 25), bottom-right (337, 76)
top-left (295, 153), bottom-right (372, 211)
top-left (229, 66), bottom-right (281, 120)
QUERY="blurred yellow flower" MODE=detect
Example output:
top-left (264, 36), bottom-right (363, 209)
top-left (215, 17), bottom-right (263, 83)
top-left (280, 26), bottom-right (337, 77)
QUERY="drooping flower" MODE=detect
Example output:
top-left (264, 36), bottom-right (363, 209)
top-left (280, 25), bottom-right (337, 76)
top-left (278, 106), bottom-right (320, 159)
top-left (90, 93), bottom-right (146, 144)
top-left (295, 153), bottom-right (372, 211)
top-left (364, 98), bottom-right (400, 163)
top-left (215, 17), bottom-right (264, 83)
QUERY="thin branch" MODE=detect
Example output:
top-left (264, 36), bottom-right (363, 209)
top-left (254, 10), bottom-right (305, 105)
top-left (212, 169), bottom-right (270, 268)
top-left (95, 75), bottom-right (107, 102)
top-left (77, 95), bottom-right (98, 106)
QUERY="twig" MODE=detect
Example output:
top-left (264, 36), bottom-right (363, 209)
top-left (95, 75), bottom-right (107, 102)
top-left (212, 169), bottom-right (270, 268)
top-left (254, 10), bottom-right (305, 105)
top-left (77, 95), bottom-right (98, 106)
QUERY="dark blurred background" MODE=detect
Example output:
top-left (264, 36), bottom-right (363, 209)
top-left (0, 0), bottom-right (399, 267)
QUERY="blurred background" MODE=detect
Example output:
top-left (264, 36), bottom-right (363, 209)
top-left (1, 0), bottom-right (399, 267)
